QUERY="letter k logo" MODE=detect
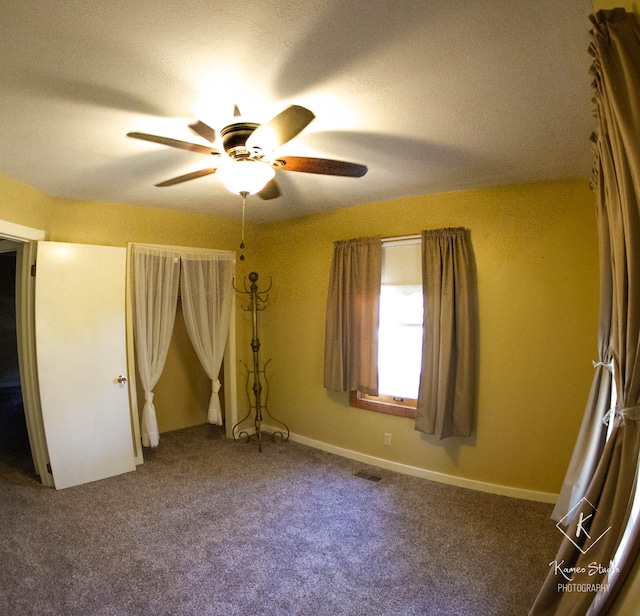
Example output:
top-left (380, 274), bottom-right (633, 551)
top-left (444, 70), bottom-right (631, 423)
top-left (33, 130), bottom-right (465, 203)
top-left (575, 512), bottom-right (592, 539)
top-left (556, 497), bottom-right (611, 554)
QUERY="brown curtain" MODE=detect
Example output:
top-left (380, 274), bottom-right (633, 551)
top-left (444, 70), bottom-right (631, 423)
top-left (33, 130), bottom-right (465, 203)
top-left (530, 10), bottom-right (640, 615)
top-left (324, 236), bottom-right (382, 395)
top-left (415, 227), bottom-right (476, 439)
top-left (551, 171), bottom-right (613, 524)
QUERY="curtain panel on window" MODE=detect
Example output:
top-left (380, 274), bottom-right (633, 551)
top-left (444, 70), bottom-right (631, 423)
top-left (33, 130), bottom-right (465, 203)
top-left (180, 253), bottom-right (235, 425)
top-left (132, 245), bottom-right (181, 448)
top-left (530, 10), bottom-right (640, 616)
top-left (551, 173), bottom-right (613, 524)
top-left (415, 227), bottom-right (476, 440)
top-left (324, 236), bottom-right (382, 395)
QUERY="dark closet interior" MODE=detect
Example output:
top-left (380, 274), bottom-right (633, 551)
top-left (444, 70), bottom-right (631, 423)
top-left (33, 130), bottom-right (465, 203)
top-left (0, 251), bottom-right (32, 471)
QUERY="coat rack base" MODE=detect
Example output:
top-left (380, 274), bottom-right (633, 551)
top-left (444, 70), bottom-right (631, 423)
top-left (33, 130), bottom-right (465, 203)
top-left (232, 360), bottom-right (289, 452)
top-left (232, 421), bottom-right (290, 453)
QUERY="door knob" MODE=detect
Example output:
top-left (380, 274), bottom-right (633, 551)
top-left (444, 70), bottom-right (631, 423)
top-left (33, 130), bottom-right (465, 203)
top-left (116, 375), bottom-right (127, 384)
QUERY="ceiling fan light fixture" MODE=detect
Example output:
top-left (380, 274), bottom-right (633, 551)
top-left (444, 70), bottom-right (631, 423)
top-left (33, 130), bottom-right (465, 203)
top-left (217, 159), bottom-right (275, 196)
top-left (128, 104), bottom-right (366, 198)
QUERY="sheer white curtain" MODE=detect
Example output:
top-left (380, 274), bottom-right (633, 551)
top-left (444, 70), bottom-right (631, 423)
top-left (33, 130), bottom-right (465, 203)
top-left (180, 252), bottom-right (235, 425)
top-left (132, 245), bottom-right (181, 447)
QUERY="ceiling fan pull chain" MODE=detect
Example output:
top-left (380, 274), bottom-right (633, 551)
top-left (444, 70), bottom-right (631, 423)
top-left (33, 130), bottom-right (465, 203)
top-left (240, 193), bottom-right (246, 261)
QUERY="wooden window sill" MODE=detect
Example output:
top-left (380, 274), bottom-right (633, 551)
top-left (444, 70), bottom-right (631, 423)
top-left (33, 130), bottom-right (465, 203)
top-left (349, 390), bottom-right (416, 419)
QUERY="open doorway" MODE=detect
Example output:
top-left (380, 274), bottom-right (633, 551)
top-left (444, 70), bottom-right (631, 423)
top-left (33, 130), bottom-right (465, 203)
top-left (0, 244), bottom-right (34, 476)
top-left (128, 243), bottom-right (239, 446)
top-left (0, 220), bottom-right (52, 487)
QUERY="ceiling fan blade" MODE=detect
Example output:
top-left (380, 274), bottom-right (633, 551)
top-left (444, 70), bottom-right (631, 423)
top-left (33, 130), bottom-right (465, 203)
top-left (246, 105), bottom-right (315, 152)
top-left (188, 121), bottom-right (216, 144)
top-left (258, 178), bottom-right (281, 200)
top-left (275, 156), bottom-right (367, 177)
top-left (127, 132), bottom-right (220, 156)
top-left (155, 167), bottom-right (218, 187)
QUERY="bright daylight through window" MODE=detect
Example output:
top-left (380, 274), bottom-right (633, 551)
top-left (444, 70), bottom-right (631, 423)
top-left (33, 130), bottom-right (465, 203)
top-left (351, 238), bottom-right (423, 417)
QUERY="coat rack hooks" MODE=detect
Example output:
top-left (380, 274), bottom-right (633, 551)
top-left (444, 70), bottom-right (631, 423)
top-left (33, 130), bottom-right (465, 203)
top-left (231, 272), bottom-right (289, 451)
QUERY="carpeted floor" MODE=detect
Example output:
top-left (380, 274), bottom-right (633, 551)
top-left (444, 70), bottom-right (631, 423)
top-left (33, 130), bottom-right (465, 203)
top-left (0, 423), bottom-right (560, 615)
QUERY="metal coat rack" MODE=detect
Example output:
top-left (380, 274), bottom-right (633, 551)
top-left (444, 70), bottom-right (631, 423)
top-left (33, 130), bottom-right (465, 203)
top-left (231, 272), bottom-right (289, 451)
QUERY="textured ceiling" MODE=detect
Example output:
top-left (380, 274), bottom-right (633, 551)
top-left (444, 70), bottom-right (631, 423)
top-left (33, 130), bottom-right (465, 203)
top-left (0, 0), bottom-right (594, 222)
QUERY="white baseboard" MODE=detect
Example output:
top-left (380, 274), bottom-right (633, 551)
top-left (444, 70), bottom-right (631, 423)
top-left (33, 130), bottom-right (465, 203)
top-left (287, 431), bottom-right (558, 504)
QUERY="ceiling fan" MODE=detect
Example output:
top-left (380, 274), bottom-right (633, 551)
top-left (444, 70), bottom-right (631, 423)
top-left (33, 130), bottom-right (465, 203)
top-left (127, 105), bottom-right (368, 200)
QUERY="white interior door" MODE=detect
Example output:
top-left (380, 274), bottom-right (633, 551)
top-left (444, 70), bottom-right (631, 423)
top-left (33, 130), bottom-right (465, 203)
top-left (35, 241), bottom-right (135, 489)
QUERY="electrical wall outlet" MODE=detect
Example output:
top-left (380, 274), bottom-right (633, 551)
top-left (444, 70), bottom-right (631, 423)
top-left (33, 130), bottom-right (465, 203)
top-left (384, 432), bottom-right (392, 446)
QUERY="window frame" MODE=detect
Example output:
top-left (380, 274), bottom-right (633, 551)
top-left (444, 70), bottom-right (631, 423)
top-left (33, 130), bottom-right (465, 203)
top-left (349, 234), bottom-right (422, 419)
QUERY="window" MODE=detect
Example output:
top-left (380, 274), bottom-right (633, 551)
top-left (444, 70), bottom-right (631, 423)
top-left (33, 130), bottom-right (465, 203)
top-left (350, 237), bottom-right (423, 417)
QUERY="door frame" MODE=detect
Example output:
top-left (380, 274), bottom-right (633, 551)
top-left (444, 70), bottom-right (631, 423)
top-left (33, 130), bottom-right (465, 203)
top-left (0, 219), bottom-right (53, 486)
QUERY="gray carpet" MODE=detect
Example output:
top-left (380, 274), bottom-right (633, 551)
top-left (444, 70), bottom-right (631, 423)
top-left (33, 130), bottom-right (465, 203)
top-left (0, 424), bottom-right (559, 615)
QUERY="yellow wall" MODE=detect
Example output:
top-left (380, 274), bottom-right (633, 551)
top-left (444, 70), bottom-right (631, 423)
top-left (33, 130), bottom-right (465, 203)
top-left (0, 174), bottom-right (243, 253)
top-left (0, 173), bottom-right (600, 494)
top-left (253, 179), bottom-right (598, 494)
top-left (592, 1), bottom-right (637, 11)
top-left (0, 174), bottom-right (55, 231)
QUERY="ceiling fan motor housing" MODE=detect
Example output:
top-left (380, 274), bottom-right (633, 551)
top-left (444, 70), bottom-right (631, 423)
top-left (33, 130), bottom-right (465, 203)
top-left (220, 122), bottom-right (260, 159)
